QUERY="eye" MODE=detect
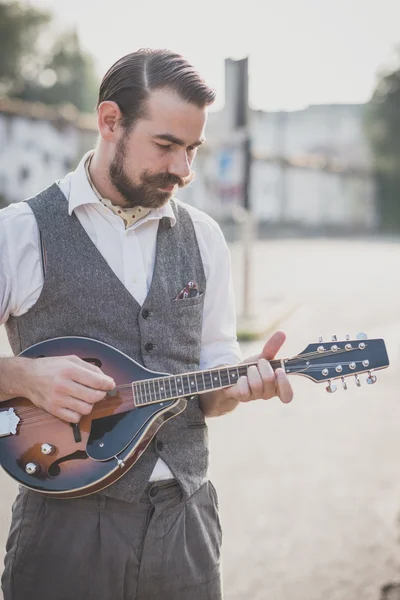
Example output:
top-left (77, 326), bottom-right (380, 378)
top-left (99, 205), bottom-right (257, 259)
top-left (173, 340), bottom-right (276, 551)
top-left (156, 143), bottom-right (172, 151)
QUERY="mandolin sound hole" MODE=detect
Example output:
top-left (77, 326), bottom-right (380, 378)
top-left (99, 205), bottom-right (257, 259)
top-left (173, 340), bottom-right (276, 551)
top-left (48, 450), bottom-right (89, 477)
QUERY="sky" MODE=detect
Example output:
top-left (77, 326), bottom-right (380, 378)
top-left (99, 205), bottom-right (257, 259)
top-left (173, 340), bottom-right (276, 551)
top-left (29, 0), bottom-right (400, 112)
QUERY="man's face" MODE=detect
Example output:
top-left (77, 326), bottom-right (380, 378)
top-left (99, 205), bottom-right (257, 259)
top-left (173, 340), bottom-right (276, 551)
top-left (109, 88), bottom-right (207, 209)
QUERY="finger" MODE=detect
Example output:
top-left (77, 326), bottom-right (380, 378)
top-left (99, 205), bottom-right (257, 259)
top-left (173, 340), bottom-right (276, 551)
top-left (275, 368), bottom-right (293, 404)
top-left (64, 381), bottom-right (108, 404)
top-left (257, 358), bottom-right (277, 398)
top-left (66, 397), bottom-right (95, 416)
top-left (66, 356), bottom-right (115, 385)
top-left (246, 365), bottom-right (264, 399)
top-left (69, 365), bottom-right (115, 391)
top-left (236, 375), bottom-right (251, 403)
top-left (260, 330), bottom-right (286, 361)
top-left (244, 330), bottom-right (287, 363)
top-left (57, 407), bottom-right (82, 424)
top-left (67, 356), bottom-right (101, 372)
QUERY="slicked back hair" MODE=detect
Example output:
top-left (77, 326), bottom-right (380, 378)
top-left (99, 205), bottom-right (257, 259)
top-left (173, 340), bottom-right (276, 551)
top-left (97, 49), bottom-right (216, 130)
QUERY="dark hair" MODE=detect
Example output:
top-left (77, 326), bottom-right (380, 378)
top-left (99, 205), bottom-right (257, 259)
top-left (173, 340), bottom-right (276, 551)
top-left (97, 49), bottom-right (216, 129)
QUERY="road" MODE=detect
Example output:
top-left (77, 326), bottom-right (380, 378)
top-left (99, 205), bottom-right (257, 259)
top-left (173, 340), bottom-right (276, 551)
top-left (1, 236), bottom-right (400, 599)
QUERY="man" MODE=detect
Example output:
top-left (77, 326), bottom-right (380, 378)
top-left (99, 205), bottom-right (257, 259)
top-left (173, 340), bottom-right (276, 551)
top-left (0, 49), bottom-right (293, 600)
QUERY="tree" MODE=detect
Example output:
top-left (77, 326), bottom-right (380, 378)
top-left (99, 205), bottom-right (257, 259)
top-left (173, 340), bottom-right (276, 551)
top-left (0, 0), bottom-right (99, 113)
top-left (365, 55), bottom-right (400, 230)
top-left (0, 0), bottom-right (51, 96)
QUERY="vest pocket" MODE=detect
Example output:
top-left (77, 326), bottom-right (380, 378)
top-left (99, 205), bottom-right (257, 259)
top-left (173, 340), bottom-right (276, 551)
top-left (171, 292), bottom-right (204, 308)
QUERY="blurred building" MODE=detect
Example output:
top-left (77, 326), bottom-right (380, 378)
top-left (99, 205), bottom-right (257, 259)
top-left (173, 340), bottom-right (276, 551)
top-left (0, 98), bottom-right (97, 206)
top-left (0, 60), bottom-right (377, 231)
top-left (179, 59), bottom-right (377, 232)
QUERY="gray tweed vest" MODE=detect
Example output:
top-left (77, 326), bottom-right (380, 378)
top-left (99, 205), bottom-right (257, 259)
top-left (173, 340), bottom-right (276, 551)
top-left (5, 183), bottom-right (208, 500)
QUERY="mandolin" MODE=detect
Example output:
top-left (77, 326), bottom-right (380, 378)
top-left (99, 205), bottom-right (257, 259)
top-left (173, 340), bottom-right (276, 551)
top-left (0, 334), bottom-right (389, 498)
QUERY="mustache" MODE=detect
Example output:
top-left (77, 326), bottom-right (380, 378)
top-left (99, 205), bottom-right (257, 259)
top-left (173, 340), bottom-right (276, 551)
top-left (141, 171), bottom-right (194, 189)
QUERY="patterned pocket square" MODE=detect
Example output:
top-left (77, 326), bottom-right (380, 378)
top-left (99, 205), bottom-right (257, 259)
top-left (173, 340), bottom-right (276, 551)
top-left (175, 281), bottom-right (199, 299)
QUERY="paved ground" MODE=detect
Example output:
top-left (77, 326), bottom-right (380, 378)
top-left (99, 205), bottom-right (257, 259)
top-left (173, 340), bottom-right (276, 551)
top-left (1, 235), bottom-right (400, 599)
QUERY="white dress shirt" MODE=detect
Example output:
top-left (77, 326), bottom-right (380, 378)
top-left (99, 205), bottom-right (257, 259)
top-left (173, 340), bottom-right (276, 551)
top-left (0, 151), bottom-right (242, 480)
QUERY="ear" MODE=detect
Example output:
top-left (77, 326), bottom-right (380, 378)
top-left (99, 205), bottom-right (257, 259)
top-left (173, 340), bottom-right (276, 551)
top-left (97, 101), bottom-right (122, 142)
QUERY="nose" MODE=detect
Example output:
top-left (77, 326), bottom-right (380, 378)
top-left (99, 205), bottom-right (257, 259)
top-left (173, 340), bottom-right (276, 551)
top-left (168, 150), bottom-right (191, 179)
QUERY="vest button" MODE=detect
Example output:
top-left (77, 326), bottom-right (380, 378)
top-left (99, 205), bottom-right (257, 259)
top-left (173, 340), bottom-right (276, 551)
top-left (142, 309), bottom-right (150, 319)
top-left (156, 440), bottom-right (163, 451)
top-left (145, 342), bottom-right (154, 352)
top-left (149, 485), bottom-right (158, 498)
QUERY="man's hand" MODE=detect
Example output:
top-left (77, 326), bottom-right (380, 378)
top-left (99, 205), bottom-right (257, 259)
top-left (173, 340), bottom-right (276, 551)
top-left (22, 355), bottom-right (116, 423)
top-left (199, 330), bottom-right (293, 417)
top-left (233, 330), bottom-right (293, 404)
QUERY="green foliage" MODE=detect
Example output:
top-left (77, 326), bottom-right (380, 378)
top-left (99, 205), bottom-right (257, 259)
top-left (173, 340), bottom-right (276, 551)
top-left (365, 56), bottom-right (400, 230)
top-left (0, 0), bottom-right (99, 113)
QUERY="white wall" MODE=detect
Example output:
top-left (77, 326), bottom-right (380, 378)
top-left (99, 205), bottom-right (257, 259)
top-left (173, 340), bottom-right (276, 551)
top-left (0, 112), bottom-right (94, 204)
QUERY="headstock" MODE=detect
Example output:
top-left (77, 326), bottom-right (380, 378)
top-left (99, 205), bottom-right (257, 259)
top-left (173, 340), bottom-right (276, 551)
top-left (284, 333), bottom-right (389, 393)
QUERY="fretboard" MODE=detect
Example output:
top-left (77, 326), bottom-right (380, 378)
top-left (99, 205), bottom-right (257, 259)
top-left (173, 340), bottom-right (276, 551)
top-left (132, 359), bottom-right (281, 406)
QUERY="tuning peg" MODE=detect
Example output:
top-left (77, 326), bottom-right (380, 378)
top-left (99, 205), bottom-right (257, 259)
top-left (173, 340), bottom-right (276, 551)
top-left (354, 374), bottom-right (361, 387)
top-left (331, 335), bottom-right (337, 341)
top-left (366, 371), bottom-right (377, 385)
top-left (345, 334), bottom-right (350, 340)
top-left (318, 336), bottom-right (323, 343)
top-left (341, 377), bottom-right (347, 390)
top-left (326, 380), bottom-right (337, 393)
top-left (356, 332), bottom-right (368, 340)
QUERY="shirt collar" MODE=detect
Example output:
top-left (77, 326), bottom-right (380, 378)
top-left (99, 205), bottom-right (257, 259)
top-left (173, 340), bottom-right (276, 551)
top-left (66, 150), bottom-right (176, 227)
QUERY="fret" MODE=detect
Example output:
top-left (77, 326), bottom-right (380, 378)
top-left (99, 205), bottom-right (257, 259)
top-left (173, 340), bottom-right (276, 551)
top-left (201, 371), bottom-right (206, 393)
top-left (158, 378), bottom-right (167, 400)
top-left (203, 371), bottom-right (213, 391)
top-left (134, 383), bottom-right (142, 405)
top-left (209, 370), bottom-right (219, 389)
top-left (227, 368), bottom-right (237, 385)
top-left (219, 367), bottom-right (230, 387)
top-left (184, 374), bottom-right (191, 395)
top-left (218, 369), bottom-right (222, 388)
top-left (189, 373), bottom-right (199, 393)
top-left (135, 383), bottom-right (141, 405)
top-left (175, 375), bottom-right (184, 397)
top-left (153, 379), bottom-right (161, 402)
top-left (151, 379), bottom-right (156, 402)
top-left (143, 380), bottom-right (151, 404)
top-left (168, 377), bottom-right (177, 398)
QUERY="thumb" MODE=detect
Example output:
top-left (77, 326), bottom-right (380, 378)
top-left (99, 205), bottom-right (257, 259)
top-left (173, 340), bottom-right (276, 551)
top-left (244, 330), bottom-right (287, 363)
top-left (260, 330), bottom-right (286, 360)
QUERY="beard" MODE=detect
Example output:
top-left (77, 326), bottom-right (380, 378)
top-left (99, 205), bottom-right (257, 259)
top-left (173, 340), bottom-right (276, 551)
top-left (109, 135), bottom-right (194, 209)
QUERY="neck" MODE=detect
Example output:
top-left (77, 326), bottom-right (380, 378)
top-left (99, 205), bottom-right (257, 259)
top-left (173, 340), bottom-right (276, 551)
top-left (130, 360), bottom-right (282, 406)
top-left (89, 150), bottom-right (127, 208)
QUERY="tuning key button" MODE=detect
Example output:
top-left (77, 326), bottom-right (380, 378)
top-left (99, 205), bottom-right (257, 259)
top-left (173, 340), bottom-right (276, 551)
top-left (367, 371), bottom-right (377, 385)
top-left (341, 377), bottom-right (348, 390)
top-left (354, 374), bottom-right (361, 387)
top-left (332, 335), bottom-right (337, 342)
top-left (346, 334), bottom-right (350, 340)
top-left (326, 380), bottom-right (337, 393)
top-left (25, 462), bottom-right (40, 475)
top-left (318, 336), bottom-right (323, 343)
top-left (356, 333), bottom-right (368, 340)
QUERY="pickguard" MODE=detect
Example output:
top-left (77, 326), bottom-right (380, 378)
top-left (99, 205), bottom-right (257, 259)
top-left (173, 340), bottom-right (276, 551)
top-left (86, 401), bottom-right (176, 461)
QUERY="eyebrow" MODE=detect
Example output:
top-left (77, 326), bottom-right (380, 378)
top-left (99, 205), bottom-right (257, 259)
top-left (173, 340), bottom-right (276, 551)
top-left (153, 133), bottom-right (205, 147)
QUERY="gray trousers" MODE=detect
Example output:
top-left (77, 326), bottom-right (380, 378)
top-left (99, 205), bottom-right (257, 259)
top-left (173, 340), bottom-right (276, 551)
top-left (2, 480), bottom-right (223, 600)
